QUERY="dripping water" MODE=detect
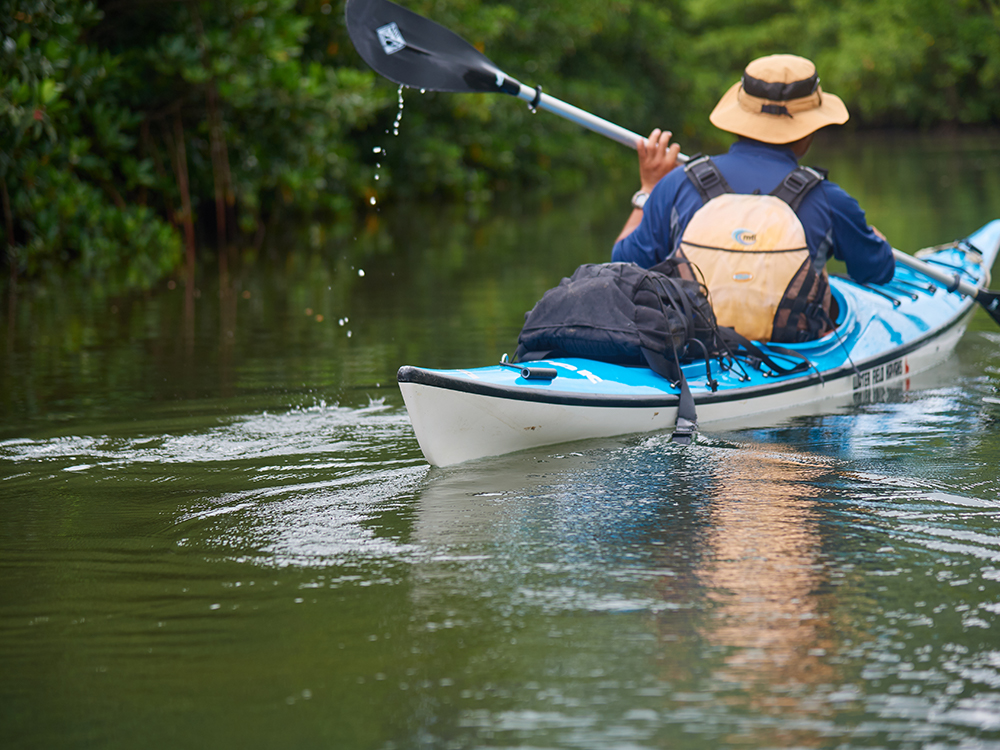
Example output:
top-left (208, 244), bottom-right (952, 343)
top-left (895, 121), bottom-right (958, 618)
top-left (370, 145), bottom-right (383, 206)
top-left (392, 84), bottom-right (405, 136)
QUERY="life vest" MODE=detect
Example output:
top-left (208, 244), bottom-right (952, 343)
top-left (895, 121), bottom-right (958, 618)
top-left (672, 155), bottom-right (833, 343)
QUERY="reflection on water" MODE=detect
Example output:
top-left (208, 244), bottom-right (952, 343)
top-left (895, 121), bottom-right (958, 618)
top-left (405, 421), bottom-right (1000, 747)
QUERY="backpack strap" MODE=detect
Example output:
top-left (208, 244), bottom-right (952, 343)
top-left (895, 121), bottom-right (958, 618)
top-left (637, 272), bottom-right (705, 444)
top-left (769, 165), bottom-right (826, 211)
top-left (716, 327), bottom-right (817, 378)
top-left (683, 154), bottom-right (733, 204)
top-left (639, 348), bottom-right (698, 444)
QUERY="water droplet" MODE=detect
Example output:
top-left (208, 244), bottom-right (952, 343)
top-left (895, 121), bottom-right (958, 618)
top-left (372, 146), bottom-right (382, 154)
top-left (420, 88), bottom-right (426, 94)
top-left (347, 330), bottom-right (352, 338)
top-left (374, 174), bottom-right (379, 180)
top-left (358, 269), bottom-right (365, 277)
top-left (369, 196), bottom-right (376, 205)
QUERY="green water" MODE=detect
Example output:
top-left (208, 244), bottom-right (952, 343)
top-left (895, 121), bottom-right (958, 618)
top-left (2, 131), bottom-right (1000, 749)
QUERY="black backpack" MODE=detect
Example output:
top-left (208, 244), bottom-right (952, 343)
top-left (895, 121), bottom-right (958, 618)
top-left (515, 262), bottom-right (715, 381)
top-left (515, 262), bottom-right (716, 443)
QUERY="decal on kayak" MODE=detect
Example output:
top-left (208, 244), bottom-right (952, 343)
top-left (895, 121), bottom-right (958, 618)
top-left (853, 357), bottom-right (906, 391)
top-left (853, 357), bottom-right (908, 403)
top-left (732, 229), bottom-right (757, 246)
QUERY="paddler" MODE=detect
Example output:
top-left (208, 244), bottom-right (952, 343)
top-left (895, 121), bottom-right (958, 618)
top-left (613, 54), bottom-right (895, 343)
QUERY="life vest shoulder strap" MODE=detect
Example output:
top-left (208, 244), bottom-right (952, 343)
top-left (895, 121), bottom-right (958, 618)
top-left (683, 154), bottom-right (733, 203)
top-left (684, 155), bottom-right (828, 212)
top-left (769, 165), bottom-right (827, 211)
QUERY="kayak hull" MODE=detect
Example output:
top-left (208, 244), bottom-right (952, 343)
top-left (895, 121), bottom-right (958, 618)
top-left (399, 220), bottom-right (1000, 466)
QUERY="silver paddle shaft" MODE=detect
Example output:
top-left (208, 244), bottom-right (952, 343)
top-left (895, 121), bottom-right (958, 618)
top-left (892, 248), bottom-right (982, 298)
top-left (513, 82), bottom-right (691, 163)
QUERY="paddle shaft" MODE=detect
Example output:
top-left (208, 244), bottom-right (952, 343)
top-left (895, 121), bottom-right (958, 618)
top-left (892, 248), bottom-right (1000, 323)
top-left (892, 249), bottom-right (975, 296)
top-left (509, 81), bottom-right (690, 162)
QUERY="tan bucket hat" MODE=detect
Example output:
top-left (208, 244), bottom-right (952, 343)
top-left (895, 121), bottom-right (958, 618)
top-left (709, 54), bottom-right (849, 144)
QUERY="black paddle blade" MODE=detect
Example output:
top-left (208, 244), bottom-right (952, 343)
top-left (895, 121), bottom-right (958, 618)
top-left (345, 0), bottom-right (516, 94)
top-left (978, 287), bottom-right (1000, 327)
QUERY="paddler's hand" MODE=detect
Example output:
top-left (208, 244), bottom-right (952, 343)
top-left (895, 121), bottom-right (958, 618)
top-left (637, 128), bottom-right (681, 193)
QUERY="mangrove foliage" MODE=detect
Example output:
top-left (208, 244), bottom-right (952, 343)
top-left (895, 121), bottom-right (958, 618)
top-left (2, 0), bottom-right (998, 291)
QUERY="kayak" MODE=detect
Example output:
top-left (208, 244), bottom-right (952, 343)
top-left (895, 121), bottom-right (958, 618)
top-left (398, 219), bottom-right (1000, 466)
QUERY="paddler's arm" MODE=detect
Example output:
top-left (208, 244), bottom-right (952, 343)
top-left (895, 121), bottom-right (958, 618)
top-left (615, 129), bottom-right (682, 243)
top-left (824, 184), bottom-right (895, 284)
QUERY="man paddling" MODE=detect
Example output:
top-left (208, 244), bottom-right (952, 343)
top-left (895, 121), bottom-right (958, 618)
top-left (613, 54), bottom-right (894, 343)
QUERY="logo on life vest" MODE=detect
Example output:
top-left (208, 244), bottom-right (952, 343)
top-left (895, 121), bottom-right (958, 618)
top-left (732, 272), bottom-right (754, 282)
top-left (376, 22), bottom-right (406, 55)
top-left (732, 229), bottom-right (757, 246)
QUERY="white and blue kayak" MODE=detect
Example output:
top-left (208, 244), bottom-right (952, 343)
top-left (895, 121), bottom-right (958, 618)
top-left (399, 220), bottom-right (1000, 466)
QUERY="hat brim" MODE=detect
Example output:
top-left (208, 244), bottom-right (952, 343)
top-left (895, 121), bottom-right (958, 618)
top-left (709, 81), bottom-right (849, 144)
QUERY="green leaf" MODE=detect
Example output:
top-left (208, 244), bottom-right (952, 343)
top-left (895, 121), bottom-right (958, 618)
top-left (39, 78), bottom-right (63, 104)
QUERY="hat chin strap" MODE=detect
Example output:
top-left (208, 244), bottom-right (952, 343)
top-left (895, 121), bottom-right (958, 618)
top-left (761, 104), bottom-right (792, 117)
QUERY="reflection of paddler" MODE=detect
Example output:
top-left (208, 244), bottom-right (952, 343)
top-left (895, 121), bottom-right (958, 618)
top-left (697, 447), bottom-right (838, 693)
top-left (697, 449), bottom-right (838, 736)
top-left (646, 444), bottom-right (843, 733)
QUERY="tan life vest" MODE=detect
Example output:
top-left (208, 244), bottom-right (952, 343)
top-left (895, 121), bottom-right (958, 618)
top-left (673, 157), bottom-right (832, 343)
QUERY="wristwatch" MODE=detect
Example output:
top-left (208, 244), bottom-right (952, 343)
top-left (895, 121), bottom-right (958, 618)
top-left (631, 190), bottom-right (649, 210)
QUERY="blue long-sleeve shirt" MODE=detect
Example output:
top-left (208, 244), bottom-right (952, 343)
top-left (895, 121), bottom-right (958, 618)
top-left (612, 139), bottom-right (894, 285)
